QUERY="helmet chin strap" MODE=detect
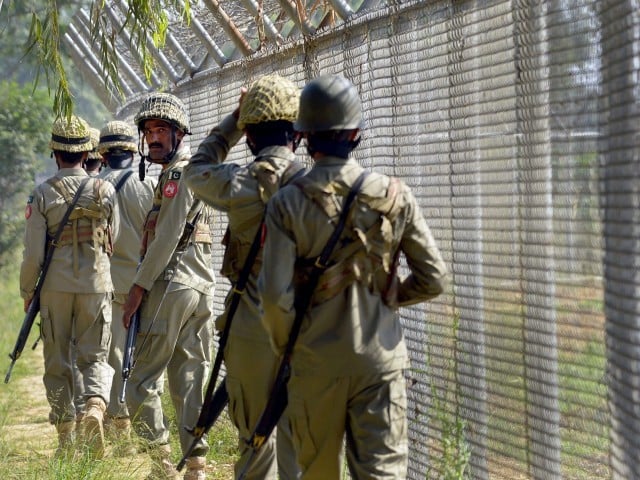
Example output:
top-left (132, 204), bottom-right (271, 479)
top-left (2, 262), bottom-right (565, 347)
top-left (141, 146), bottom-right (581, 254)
top-left (137, 126), bottom-right (181, 177)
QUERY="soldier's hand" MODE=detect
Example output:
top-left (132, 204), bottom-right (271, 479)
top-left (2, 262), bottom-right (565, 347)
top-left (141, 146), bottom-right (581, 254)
top-left (123, 284), bottom-right (145, 329)
top-left (233, 87), bottom-right (249, 120)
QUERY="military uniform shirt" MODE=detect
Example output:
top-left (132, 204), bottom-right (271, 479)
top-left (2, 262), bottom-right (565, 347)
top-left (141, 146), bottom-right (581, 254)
top-left (20, 168), bottom-right (119, 297)
top-left (98, 167), bottom-right (155, 295)
top-left (134, 145), bottom-right (215, 294)
top-left (259, 157), bottom-right (447, 376)
top-left (185, 113), bottom-right (297, 341)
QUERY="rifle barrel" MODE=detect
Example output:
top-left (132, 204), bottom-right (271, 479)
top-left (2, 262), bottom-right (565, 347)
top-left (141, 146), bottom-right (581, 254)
top-left (4, 360), bottom-right (16, 384)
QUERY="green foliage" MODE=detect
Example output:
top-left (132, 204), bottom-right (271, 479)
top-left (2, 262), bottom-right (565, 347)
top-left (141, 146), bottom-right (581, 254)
top-left (423, 315), bottom-right (471, 480)
top-left (0, 81), bottom-right (53, 268)
top-left (26, 0), bottom-right (74, 121)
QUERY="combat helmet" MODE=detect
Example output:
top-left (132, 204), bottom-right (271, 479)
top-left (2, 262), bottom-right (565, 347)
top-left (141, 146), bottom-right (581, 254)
top-left (49, 115), bottom-right (93, 153)
top-left (294, 74), bottom-right (363, 132)
top-left (87, 127), bottom-right (102, 161)
top-left (237, 74), bottom-right (300, 130)
top-left (134, 92), bottom-right (190, 134)
top-left (98, 121), bottom-right (137, 154)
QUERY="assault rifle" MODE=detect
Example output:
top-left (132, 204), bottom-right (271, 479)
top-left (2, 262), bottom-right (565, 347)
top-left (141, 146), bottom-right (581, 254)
top-left (119, 308), bottom-right (139, 403)
top-left (237, 172), bottom-right (368, 479)
top-left (5, 177), bottom-right (90, 383)
top-left (120, 208), bottom-right (202, 404)
top-left (177, 219), bottom-right (266, 471)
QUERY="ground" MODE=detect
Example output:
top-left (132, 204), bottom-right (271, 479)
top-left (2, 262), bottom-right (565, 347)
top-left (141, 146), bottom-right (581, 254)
top-left (0, 343), bottom-right (236, 479)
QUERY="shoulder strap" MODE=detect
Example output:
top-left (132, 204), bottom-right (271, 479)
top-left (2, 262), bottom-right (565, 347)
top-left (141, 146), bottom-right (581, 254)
top-left (114, 170), bottom-right (134, 193)
top-left (287, 171), bottom-right (369, 353)
top-left (201, 160), bottom-right (307, 416)
top-left (48, 176), bottom-right (91, 249)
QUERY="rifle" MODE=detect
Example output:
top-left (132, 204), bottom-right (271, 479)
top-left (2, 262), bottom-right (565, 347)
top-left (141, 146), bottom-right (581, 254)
top-left (5, 177), bottom-right (91, 383)
top-left (119, 307), bottom-right (140, 403)
top-left (134, 208), bottom-right (202, 363)
top-left (177, 217), bottom-right (267, 471)
top-left (237, 172), bottom-right (368, 479)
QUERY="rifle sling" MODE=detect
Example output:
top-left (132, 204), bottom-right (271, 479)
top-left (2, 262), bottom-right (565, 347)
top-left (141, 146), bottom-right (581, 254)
top-left (198, 163), bottom-right (307, 426)
top-left (114, 170), bottom-right (134, 193)
top-left (245, 171), bottom-right (369, 453)
top-left (40, 176), bottom-right (92, 288)
top-left (283, 170), bottom-right (369, 359)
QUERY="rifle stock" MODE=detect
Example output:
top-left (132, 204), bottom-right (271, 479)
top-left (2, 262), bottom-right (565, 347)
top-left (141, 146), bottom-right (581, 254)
top-left (119, 308), bottom-right (140, 404)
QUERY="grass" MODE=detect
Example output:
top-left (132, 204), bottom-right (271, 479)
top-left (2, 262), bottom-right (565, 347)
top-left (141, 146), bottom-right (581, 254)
top-left (0, 260), bottom-right (238, 479)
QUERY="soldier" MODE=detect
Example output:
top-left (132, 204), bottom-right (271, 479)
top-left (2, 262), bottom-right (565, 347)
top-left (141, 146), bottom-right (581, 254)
top-left (185, 74), bottom-right (303, 480)
top-left (84, 127), bottom-right (104, 176)
top-left (73, 126), bottom-right (102, 429)
top-left (121, 93), bottom-right (215, 480)
top-left (258, 74), bottom-right (448, 479)
top-left (20, 115), bottom-right (119, 458)
top-left (97, 120), bottom-right (155, 455)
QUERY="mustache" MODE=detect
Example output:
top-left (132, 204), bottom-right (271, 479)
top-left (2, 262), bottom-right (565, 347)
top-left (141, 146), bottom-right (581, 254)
top-left (148, 142), bottom-right (163, 149)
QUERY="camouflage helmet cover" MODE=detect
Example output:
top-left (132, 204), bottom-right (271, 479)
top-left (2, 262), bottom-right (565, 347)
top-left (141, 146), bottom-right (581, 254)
top-left (87, 127), bottom-right (102, 160)
top-left (294, 74), bottom-right (363, 132)
top-left (49, 115), bottom-right (93, 153)
top-left (134, 92), bottom-right (190, 134)
top-left (98, 121), bottom-right (137, 154)
top-left (237, 74), bottom-right (300, 129)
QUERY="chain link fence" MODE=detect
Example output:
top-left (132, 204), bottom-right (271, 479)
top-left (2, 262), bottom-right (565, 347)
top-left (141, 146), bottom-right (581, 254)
top-left (113, 1), bottom-right (639, 478)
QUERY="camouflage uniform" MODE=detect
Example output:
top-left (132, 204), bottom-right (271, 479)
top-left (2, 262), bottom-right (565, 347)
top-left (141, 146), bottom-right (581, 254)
top-left (185, 74), bottom-right (302, 480)
top-left (20, 115), bottom-right (119, 457)
top-left (258, 75), bottom-right (448, 479)
top-left (123, 93), bottom-right (215, 480)
top-left (97, 121), bottom-right (155, 430)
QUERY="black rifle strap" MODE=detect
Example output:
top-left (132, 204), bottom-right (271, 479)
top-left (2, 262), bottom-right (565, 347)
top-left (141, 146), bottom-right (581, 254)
top-left (242, 171), bottom-right (369, 459)
top-left (199, 165), bottom-right (307, 423)
top-left (283, 170), bottom-right (369, 359)
top-left (114, 170), bottom-right (134, 193)
top-left (48, 176), bottom-right (91, 254)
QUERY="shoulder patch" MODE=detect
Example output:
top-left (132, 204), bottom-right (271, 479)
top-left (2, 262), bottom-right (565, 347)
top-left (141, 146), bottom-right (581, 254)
top-left (25, 204), bottom-right (32, 219)
top-left (163, 180), bottom-right (179, 198)
top-left (169, 171), bottom-right (182, 180)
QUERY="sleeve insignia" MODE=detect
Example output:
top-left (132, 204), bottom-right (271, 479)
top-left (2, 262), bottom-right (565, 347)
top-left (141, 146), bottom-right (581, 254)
top-left (163, 180), bottom-right (179, 198)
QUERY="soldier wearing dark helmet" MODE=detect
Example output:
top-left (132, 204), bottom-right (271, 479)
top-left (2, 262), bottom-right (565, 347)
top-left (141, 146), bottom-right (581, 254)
top-left (20, 115), bottom-right (119, 459)
top-left (97, 120), bottom-right (154, 455)
top-left (121, 93), bottom-right (216, 480)
top-left (258, 75), bottom-right (448, 479)
top-left (185, 73), bottom-right (303, 480)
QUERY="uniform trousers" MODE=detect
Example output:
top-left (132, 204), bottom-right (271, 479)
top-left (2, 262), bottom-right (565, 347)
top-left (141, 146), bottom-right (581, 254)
top-left (107, 294), bottom-right (129, 418)
top-left (288, 369), bottom-right (408, 480)
top-left (126, 281), bottom-right (213, 456)
top-left (40, 290), bottom-right (113, 424)
top-left (226, 335), bottom-right (299, 480)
